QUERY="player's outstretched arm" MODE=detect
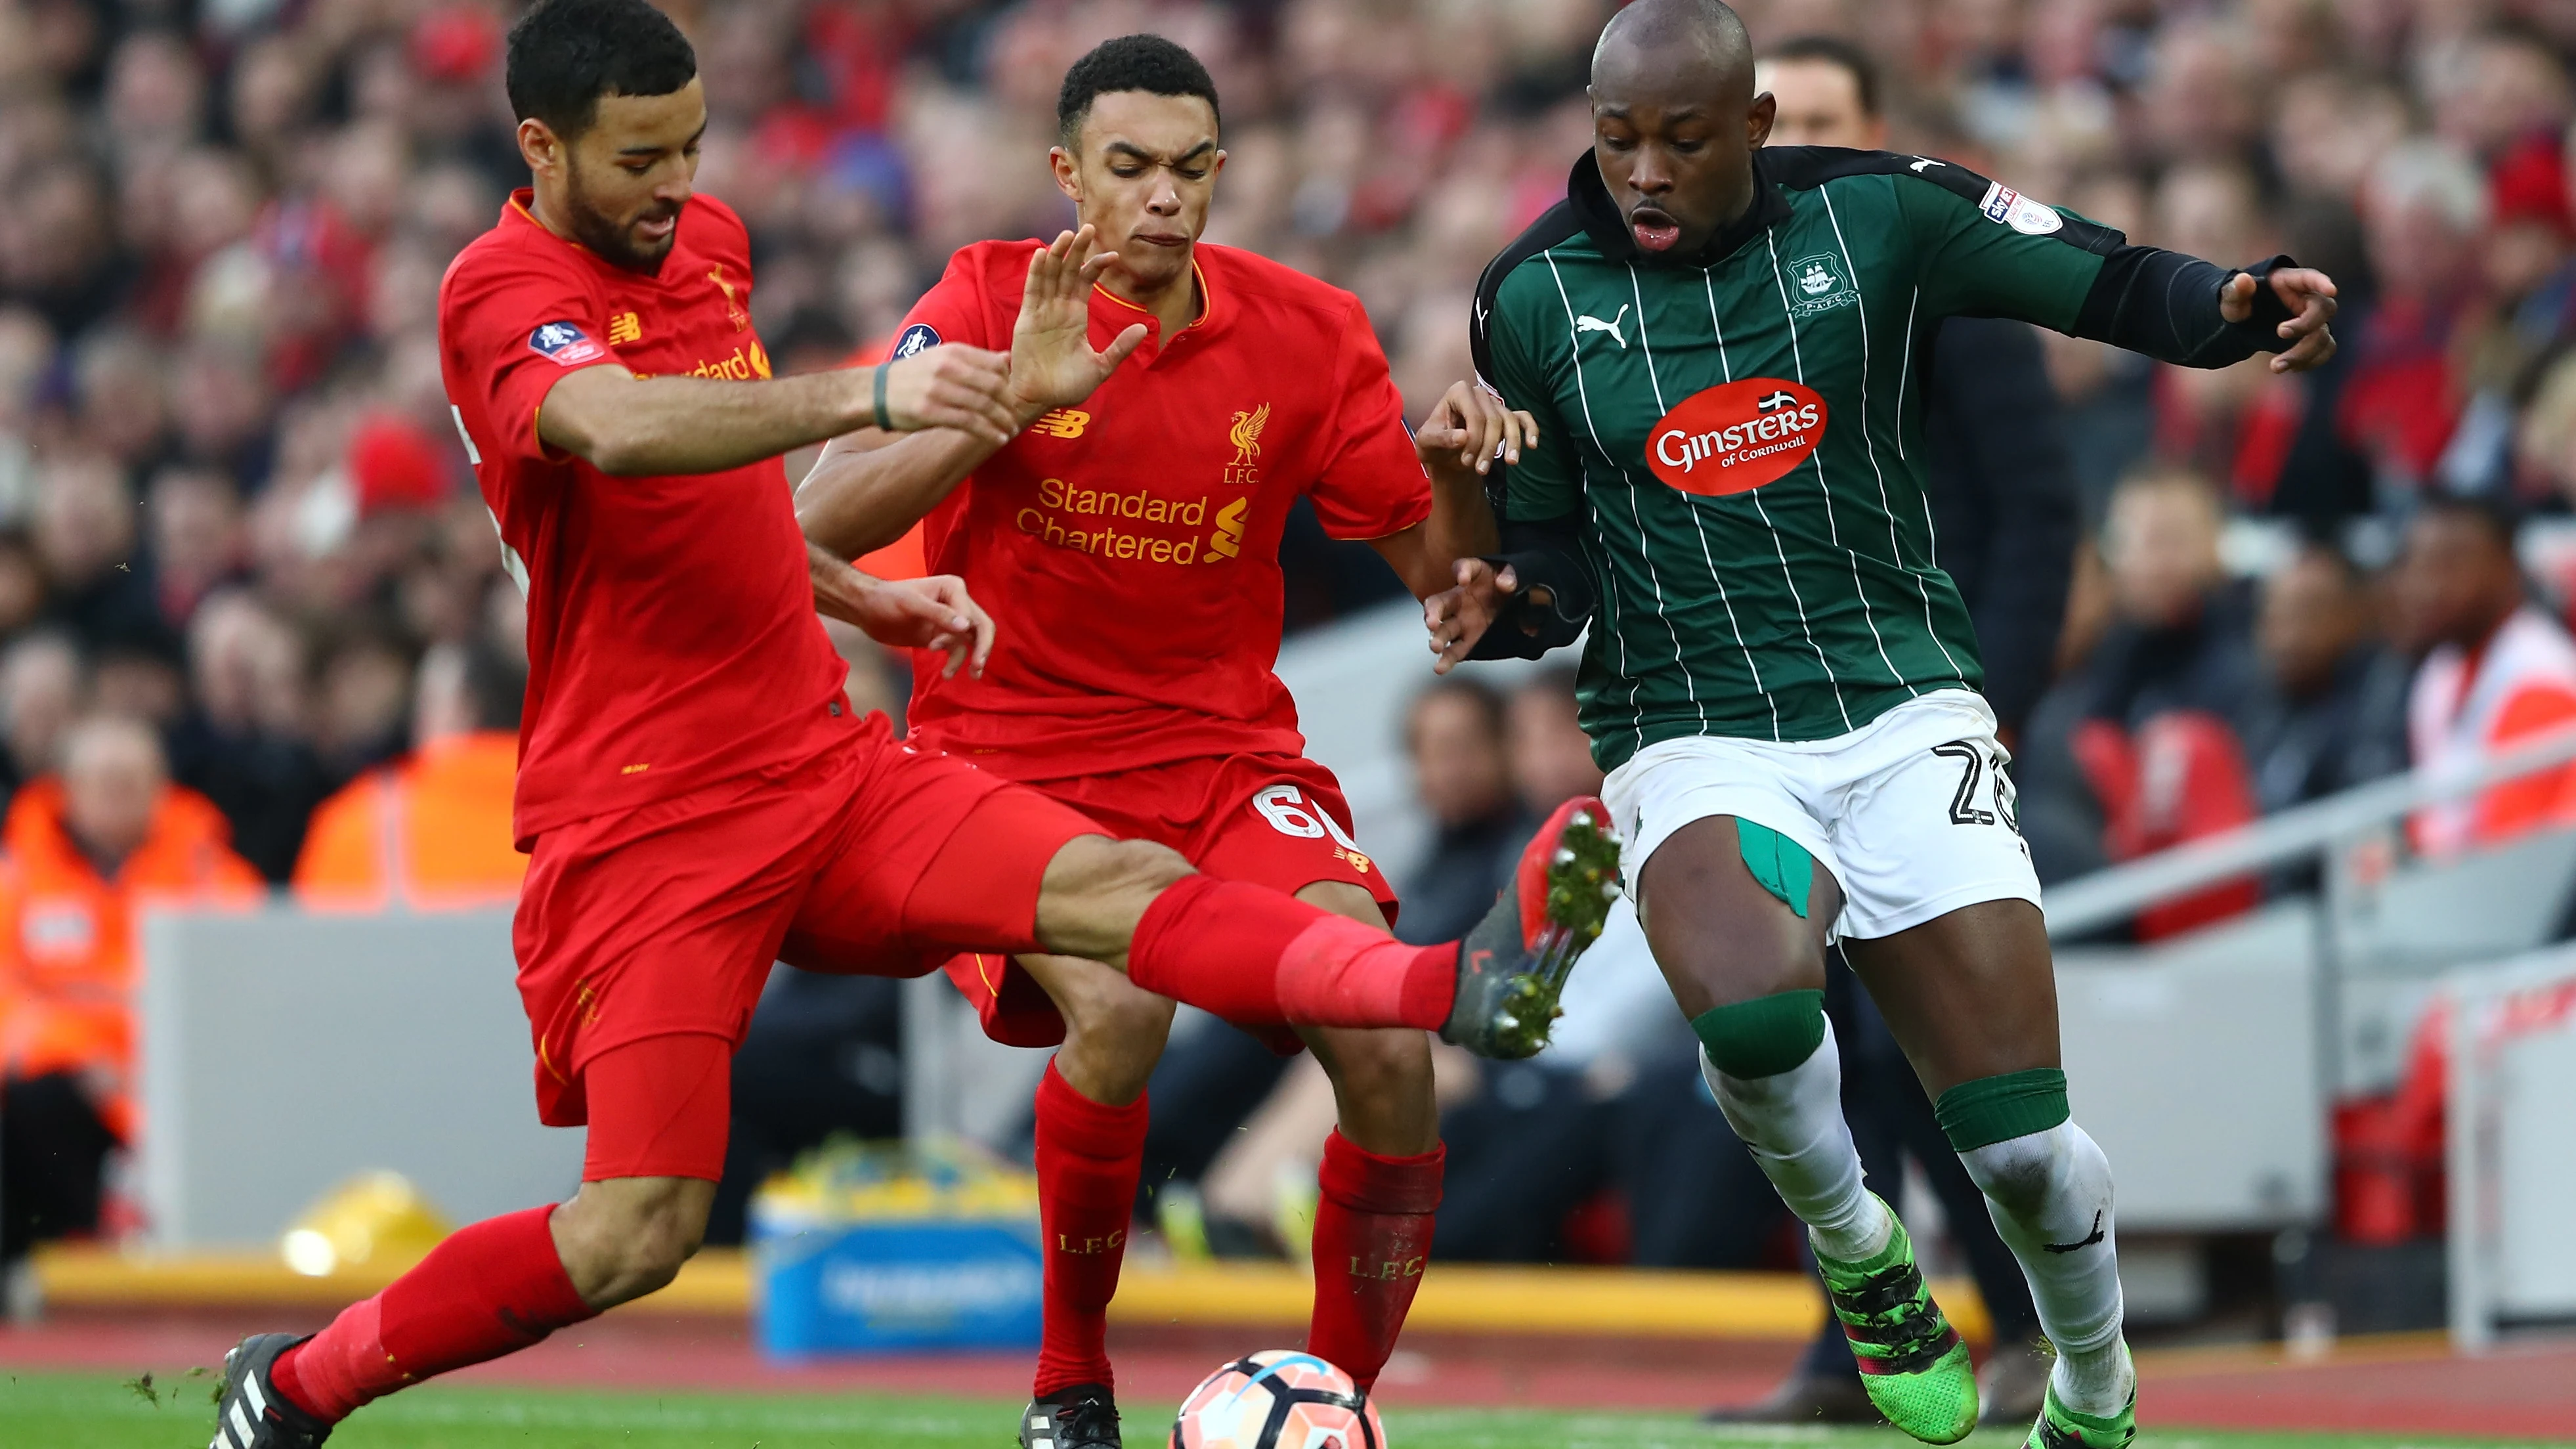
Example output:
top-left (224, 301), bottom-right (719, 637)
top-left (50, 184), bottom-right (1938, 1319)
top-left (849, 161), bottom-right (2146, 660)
top-left (1366, 381), bottom-right (1529, 599)
top-left (2064, 249), bottom-right (2338, 374)
top-left (807, 540), bottom-right (993, 679)
top-left (536, 344), bottom-right (1020, 477)
top-left (796, 227), bottom-right (1148, 559)
top-left (2222, 267), bottom-right (2338, 373)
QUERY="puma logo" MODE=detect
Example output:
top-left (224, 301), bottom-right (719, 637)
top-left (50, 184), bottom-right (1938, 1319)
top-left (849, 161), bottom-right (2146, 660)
top-left (1576, 305), bottom-right (1630, 348)
top-left (1910, 158), bottom-right (1944, 173)
top-left (2043, 1211), bottom-right (2106, 1253)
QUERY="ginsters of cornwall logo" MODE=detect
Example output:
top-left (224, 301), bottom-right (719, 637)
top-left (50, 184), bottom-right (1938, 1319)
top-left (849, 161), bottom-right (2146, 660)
top-left (1787, 255), bottom-right (1859, 318)
top-left (1646, 378), bottom-right (1829, 496)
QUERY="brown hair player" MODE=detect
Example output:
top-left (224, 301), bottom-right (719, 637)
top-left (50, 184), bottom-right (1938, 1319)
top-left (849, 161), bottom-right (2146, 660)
top-left (792, 33), bottom-right (1568, 1449)
top-left (205, 6), bottom-right (1614, 1446)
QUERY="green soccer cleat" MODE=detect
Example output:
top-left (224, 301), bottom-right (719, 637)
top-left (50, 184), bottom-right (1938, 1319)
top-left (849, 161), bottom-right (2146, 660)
top-left (1440, 794), bottom-right (1621, 1059)
top-left (1814, 1199), bottom-right (1979, 1444)
top-left (2026, 1380), bottom-right (2137, 1449)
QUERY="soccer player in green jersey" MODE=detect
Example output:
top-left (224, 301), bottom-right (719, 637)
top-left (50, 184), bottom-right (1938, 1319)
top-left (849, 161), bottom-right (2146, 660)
top-left (1427, 3), bottom-right (2338, 1447)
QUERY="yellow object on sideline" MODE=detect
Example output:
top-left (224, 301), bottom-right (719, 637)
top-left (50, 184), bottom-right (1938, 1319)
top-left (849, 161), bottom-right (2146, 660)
top-left (32, 1246), bottom-right (1988, 1342)
top-left (278, 1171), bottom-right (454, 1276)
top-left (32, 1244), bottom-right (750, 1315)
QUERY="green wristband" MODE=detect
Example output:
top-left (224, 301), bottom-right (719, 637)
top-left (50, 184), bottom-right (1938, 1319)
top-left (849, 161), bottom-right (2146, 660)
top-left (872, 361), bottom-right (891, 431)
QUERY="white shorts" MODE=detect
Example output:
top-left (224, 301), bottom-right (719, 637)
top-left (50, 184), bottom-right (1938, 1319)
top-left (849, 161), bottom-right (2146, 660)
top-left (1600, 690), bottom-right (2040, 941)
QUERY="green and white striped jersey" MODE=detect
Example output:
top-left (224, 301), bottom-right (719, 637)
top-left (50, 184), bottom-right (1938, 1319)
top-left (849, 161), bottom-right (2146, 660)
top-left (1472, 146), bottom-right (2285, 768)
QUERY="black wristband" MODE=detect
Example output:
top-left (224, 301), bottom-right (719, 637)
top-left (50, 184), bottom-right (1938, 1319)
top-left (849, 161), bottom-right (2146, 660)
top-left (872, 362), bottom-right (892, 431)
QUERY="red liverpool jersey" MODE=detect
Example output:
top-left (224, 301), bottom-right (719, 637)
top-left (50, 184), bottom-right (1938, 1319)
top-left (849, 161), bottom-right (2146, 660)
top-left (895, 242), bottom-right (1430, 780)
top-left (439, 192), bottom-right (855, 844)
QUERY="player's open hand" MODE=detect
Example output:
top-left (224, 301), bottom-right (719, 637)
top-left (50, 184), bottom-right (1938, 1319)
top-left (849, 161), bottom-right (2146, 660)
top-left (2223, 267), bottom-right (2338, 373)
top-left (1425, 557), bottom-right (1553, 674)
top-left (880, 344), bottom-right (1020, 446)
top-left (1008, 225), bottom-right (1149, 417)
top-left (1415, 380), bottom-right (1540, 480)
top-left (809, 545), bottom-right (995, 679)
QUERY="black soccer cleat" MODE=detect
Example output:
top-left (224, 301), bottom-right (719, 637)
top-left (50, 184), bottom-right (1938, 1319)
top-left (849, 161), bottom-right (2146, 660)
top-left (1441, 794), bottom-right (1621, 1060)
top-left (209, 1333), bottom-right (332, 1448)
top-left (1021, 1382), bottom-right (1121, 1449)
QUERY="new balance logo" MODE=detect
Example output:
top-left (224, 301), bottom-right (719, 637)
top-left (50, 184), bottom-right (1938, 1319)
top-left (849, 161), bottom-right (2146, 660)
top-left (1576, 305), bottom-right (1630, 348)
top-left (1031, 408), bottom-right (1089, 439)
top-left (2043, 1211), bottom-right (2106, 1254)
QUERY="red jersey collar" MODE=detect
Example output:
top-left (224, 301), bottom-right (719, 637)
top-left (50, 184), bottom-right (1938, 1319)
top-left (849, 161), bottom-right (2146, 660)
top-left (503, 188), bottom-right (674, 281)
top-left (1088, 254), bottom-right (1227, 365)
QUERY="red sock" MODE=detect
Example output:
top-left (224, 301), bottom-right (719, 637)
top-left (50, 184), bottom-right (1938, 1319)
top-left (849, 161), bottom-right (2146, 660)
top-left (272, 1205), bottom-right (595, 1423)
top-left (1031, 1060), bottom-right (1149, 1397)
top-left (1125, 876), bottom-right (1455, 1029)
top-left (1306, 1131), bottom-right (1443, 1391)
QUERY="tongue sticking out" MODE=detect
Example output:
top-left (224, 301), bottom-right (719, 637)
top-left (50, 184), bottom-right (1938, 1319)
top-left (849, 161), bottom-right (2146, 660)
top-left (1633, 220), bottom-right (1682, 253)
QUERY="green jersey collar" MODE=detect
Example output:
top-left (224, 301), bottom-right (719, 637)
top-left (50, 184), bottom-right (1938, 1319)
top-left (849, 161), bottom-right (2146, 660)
top-left (1566, 148), bottom-right (1793, 269)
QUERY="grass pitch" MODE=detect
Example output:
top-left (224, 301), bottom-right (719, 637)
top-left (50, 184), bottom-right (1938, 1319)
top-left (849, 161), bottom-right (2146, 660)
top-left (2, 1370), bottom-right (2560, 1449)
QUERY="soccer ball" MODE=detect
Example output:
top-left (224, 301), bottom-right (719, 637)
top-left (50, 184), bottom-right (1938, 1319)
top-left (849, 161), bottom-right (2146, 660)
top-left (1170, 1350), bottom-right (1386, 1449)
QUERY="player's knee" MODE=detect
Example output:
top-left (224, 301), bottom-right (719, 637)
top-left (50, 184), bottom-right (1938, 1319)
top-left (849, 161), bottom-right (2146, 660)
top-left (613, 1199), bottom-right (706, 1292)
top-left (1044, 835), bottom-right (1192, 904)
top-left (1104, 838), bottom-right (1193, 896)
top-left (1941, 1069), bottom-right (2080, 1217)
top-left (560, 1179), bottom-right (710, 1303)
top-left (1956, 1119), bottom-right (2072, 1218)
top-left (1058, 970), bottom-right (1178, 1052)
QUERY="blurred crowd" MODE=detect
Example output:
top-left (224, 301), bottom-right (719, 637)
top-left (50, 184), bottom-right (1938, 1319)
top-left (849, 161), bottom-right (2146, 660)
top-left (14, 0), bottom-right (2576, 1266)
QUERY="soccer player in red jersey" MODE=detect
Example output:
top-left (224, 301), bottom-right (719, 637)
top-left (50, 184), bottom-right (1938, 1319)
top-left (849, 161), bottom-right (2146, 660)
top-left (207, 7), bottom-right (1614, 1448)
top-left (793, 37), bottom-right (1581, 1448)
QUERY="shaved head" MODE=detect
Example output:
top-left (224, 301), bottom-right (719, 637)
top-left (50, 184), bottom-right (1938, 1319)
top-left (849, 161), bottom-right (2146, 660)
top-left (1587, 0), bottom-right (1772, 258)
top-left (1595, 0), bottom-right (1753, 79)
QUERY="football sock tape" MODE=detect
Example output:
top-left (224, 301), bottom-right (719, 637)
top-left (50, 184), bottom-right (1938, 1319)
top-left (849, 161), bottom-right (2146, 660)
top-left (1690, 988), bottom-right (1826, 1081)
top-left (1935, 1067), bottom-right (2072, 1154)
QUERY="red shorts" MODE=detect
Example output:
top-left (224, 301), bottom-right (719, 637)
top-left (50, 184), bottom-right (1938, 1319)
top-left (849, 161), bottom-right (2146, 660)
top-left (515, 716), bottom-right (1100, 1176)
top-left (943, 752), bottom-right (1398, 1048)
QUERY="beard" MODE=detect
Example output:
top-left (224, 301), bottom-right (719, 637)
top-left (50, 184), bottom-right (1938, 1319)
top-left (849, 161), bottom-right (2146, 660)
top-left (564, 161), bottom-right (682, 273)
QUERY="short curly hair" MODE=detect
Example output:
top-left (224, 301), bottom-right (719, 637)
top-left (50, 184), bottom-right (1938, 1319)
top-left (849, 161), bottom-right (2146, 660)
top-left (505, 0), bottom-right (698, 141)
top-left (1056, 34), bottom-right (1220, 150)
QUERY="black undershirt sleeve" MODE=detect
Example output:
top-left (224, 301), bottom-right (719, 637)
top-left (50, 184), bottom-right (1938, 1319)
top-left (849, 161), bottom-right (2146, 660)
top-left (1466, 513), bottom-right (1596, 661)
top-left (2071, 250), bottom-right (2302, 369)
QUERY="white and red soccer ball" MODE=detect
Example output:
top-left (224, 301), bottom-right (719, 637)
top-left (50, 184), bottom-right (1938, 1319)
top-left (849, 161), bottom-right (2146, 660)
top-left (1170, 1350), bottom-right (1385, 1449)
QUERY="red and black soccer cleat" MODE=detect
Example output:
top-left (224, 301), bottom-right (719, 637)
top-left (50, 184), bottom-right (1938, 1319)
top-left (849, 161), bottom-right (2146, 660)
top-left (208, 1333), bottom-right (332, 1448)
top-left (1021, 1381), bottom-right (1121, 1449)
top-left (1440, 794), bottom-right (1621, 1060)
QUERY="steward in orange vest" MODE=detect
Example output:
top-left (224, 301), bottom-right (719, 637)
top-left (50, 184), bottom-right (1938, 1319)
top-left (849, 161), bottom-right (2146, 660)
top-left (294, 641), bottom-right (526, 908)
top-left (1, 714), bottom-right (261, 1261)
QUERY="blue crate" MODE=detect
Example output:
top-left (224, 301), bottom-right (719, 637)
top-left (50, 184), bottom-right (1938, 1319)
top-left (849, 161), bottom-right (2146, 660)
top-left (753, 1208), bottom-right (1044, 1357)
